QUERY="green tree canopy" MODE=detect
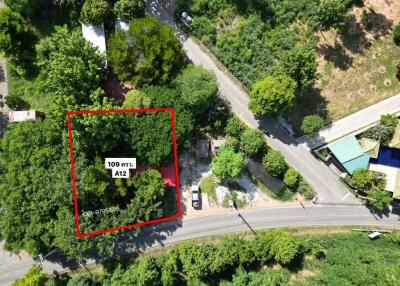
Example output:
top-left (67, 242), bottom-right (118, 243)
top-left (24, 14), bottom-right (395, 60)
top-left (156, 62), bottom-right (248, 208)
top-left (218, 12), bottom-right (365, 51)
top-left (368, 190), bottom-right (393, 211)
top-left (284, 168), bottom-right (299, 189)
top-left (173, 64), bottom-right (218, 116)
top-left (263, 150), bottom-right (287, 178)
top-left (269, 230), bottom-right (300, 264)
top-left (0, 8), bottom-right (36, 74)
top-left (225, 116), bottom-right (247, 139)
top-left (351, 168), bottom-right (373, 190)
top-left (113, 0), bottom-right (146, 21)
top-left (108, 17), bottom-right (184, 87)
top-left (249, 75), bottom-right (297, 116)
top-left (301, 114), bottom-right (325, 137)
top-left (122, 90), bottom-right (151, 109)
top-left (126, 112), bottom-right (173, 166)
top-left (12, 265), bottom-right (48, 286)
top-left (276, 47), bottom-right (318, 88)
top-left (80, 0), bottom-right (110, 25)
top-left (239, 128), bottom-right (265, 157)
top-left (212, 147), bottom-right (245, 181)
top-left (311, 0), bottom-right (351, 31)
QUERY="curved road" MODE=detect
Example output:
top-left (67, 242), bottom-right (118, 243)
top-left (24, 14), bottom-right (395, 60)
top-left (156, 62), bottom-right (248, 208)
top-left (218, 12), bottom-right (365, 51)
top-left (0, 2), bottom-right (398, 285)
top-left (148, 1), bottom-right (357, 204)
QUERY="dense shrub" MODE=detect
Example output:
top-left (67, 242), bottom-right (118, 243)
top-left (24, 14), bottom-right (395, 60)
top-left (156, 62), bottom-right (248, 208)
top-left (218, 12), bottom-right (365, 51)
top-left (284, 168), bottom-right (299, 189)
top-left (5, 95), bottom-right (30, 110)
top-left (240, 128), bottom-right (265, 157)
top-left (80, 0), bottom-right (110, 25)
top-left (262, 150), bottom-right (287, 178)
top-left (225, 116), bottom-right (247, 139)
top-left (249, 75), bottom-right (297, 116)
top-left (301, 115), bottom-right (325, 137)
top-left (113, 0), bottom-right (146, 21)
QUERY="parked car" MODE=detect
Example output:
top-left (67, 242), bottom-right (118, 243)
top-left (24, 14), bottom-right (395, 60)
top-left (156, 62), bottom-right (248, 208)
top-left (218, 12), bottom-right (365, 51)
top-left (191, 186), bottom-right (201, 209)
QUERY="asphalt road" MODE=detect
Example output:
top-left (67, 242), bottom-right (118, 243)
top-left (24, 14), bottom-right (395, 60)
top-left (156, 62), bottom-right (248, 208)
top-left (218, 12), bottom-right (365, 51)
top-left (2, 205), bottom-right (400, 285)
top-left (0, 2), bottom-right (395, 285)
top-left (148, 1), bottom-right (357, 205)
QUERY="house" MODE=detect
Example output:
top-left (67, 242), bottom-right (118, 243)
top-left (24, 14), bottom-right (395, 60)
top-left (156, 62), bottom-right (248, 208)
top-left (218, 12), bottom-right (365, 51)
top-left (8, 110), bottom-right (44, 123)
top-left (327, 136), bottom-right (370, 174)
top-left (115, 18), bottom-right (129, 32)
top-left (81, 23), bottom-right (106, 54)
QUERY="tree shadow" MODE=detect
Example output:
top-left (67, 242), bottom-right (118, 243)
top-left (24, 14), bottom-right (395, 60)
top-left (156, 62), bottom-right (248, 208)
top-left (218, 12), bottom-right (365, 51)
top-left (288, 86), bottom-right (328, 136)
top-left (339, 14), bottom-right (371, 55)
top-left (361, 8), bottom-right (393, 39)
top-left (318, 43), bottom-right (353, 71)
top-left (43, 219), bottom-right (182, 270)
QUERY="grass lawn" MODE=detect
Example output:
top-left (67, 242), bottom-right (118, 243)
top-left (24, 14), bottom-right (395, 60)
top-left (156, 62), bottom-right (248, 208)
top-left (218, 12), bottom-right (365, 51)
top-left (199, 175), bottom-right (218, 204)
top-left (290, 4), bottom-right (400, 131)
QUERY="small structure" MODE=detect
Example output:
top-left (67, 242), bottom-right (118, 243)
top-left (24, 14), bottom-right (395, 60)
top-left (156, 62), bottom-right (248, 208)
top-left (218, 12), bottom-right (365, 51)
top-left (327, 136), bottom-right (370, 174)
top-left (8, 110), bottom-right (44, 123)
top-left (115, 18), bottom-right (129, 32)
top-left (211, 139), bottom-right (226, 155)
top-left (359, 137), bottom-right (380, 159)
top-left (368, 231), bottom-right (382, 240)
top-left (81, 23), bottom-right (106, 54)
top-left (389, 119), bottom-right (400, 149)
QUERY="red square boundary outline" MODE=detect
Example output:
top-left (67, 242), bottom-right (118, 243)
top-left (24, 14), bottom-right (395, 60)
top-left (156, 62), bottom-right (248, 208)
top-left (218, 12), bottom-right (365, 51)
top-left (67, 107), bottom-right (182, 239)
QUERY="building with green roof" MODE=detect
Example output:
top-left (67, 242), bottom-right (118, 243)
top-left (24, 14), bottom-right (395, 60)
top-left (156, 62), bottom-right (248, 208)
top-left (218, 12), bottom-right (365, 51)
top-left (328, 136), bottom-right (370, 174)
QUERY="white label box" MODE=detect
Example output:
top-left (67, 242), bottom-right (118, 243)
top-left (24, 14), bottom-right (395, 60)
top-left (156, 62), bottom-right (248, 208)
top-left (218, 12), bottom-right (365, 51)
top-left (105, 158), bottom-right (136, 178)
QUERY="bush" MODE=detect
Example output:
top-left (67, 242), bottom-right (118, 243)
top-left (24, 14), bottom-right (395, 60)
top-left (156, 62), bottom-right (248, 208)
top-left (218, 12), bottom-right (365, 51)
top-left (225, 116), bottom-right (246, 139)
top-left (301, 114), bottom-right (325, 137)
top-left (351, 168), bottom-right (374, 190)
top-left (80, 0), bottom-right (111, 25)
top-left (284, 168), bottom-right (299, 189)
top-left (212, 147), bottom-right (245, 181)
top-left (262, 150), bottom-right (287, 178)
top-left (240, 128), bottom-right (265, 157)
top-left (113, 0), bottom-right (146, 21)
top-left (5, 95), bottom-right (30, 110)
top-left (297, 178), bottom-right (314, 200)
top-left (393, 24), bottom-right (400, 46)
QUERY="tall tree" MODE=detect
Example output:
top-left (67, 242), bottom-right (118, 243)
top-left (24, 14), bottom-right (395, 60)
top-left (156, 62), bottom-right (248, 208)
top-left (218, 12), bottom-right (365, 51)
top-left (0, 8), bottom-right (36, 74)
top-left (249, 75), bottom-right (297, 116)
top-left (239, 128), bottom-right (265, 157)
top-left (262, 150), bottom-right (287, 178)
top-left (80, 0), bottom-right (110, 25)
top-left (276, 47), bottom-right (318, 88)
top-left (212, 147), bottom-right (244, 181)
top-left (107, 17), bottom-right (184, 86)
top-left (173, 64), bottom-right (218, 117)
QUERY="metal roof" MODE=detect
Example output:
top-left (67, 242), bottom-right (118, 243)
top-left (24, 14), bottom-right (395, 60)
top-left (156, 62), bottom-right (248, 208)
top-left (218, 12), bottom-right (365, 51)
top-left (328, 136), bottom-right (370, 174)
